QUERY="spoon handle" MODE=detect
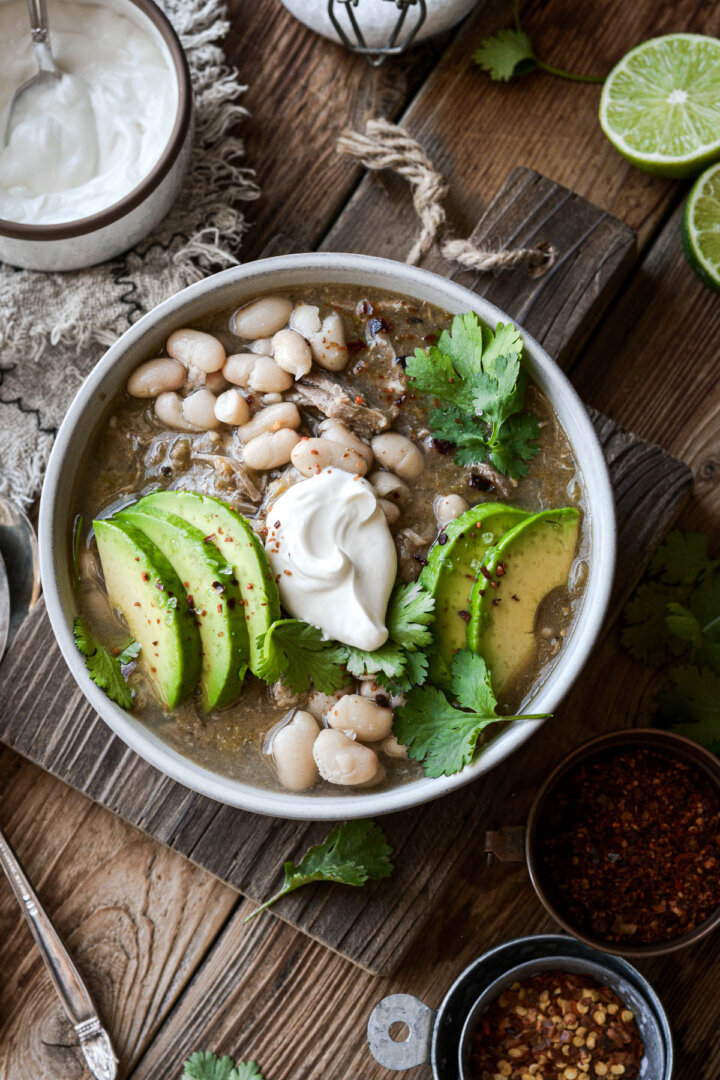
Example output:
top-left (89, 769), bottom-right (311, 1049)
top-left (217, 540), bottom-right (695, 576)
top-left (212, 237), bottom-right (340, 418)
top-left (27, 0), bottom-right (49, 40)
top-left (0, 825), bottom-right (117, 1080)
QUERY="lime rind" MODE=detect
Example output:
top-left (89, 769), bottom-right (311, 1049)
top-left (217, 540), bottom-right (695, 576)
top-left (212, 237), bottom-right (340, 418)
top-left (600, 34), bottom-right (720, 178)
top-left (682, 161), bottom-right (720, 292)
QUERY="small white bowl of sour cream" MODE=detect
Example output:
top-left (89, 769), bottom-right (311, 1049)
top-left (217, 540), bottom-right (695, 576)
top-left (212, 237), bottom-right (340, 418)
top-left (0, 0), bottom-right (192, 271)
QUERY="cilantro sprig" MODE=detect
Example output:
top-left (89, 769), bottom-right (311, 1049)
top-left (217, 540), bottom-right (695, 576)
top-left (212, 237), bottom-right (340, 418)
top-left (73, 618), bottom-right (139, 710)
top-left (406, 313), bottom-right (540, 479)
top-left (244, 819), bottom-right (393, 923)
top-left (473, 0), bottom-right (605, 84)
top-left (183, 1052), bottom-right (263, 1080)
top-left (343, 581), bottom-right (435, 691)
top-left (621, 529), bottom-right (720, 752)
top-left (255, 619), bottom-right (348, 695)
top-left (394, 650), bottom-right (551, 778)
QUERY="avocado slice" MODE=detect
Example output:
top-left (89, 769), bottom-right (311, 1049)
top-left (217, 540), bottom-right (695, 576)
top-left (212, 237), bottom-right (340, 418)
top-left (420, 502), bottom-right (532, 687)
top-left (93, 518), bottom-right (201, 709)
top-left (133, 490), bottom-right (280, 676)
top-left (117, 505), bottom-right (249, 710)
top-left (467, 507), bottom-right (581, 698)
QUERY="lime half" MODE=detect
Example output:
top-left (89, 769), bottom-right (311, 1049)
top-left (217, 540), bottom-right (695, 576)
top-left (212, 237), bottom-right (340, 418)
top-left (600, 34), bottom-right (720, 178)
top-left (682, 161), bottom-right (720, 291)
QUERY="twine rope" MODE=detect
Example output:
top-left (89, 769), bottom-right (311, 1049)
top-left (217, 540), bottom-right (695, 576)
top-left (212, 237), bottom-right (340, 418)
top-left (337, 117), bottom-right (556, 274)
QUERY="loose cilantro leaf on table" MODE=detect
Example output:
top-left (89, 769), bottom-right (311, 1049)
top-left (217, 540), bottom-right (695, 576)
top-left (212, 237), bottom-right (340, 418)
top-left (472, 1), bottom-right (605, 84)
top-left (406, 313), bottom-right (540, 478)
top-left (621, 529), bottom-right (720, 752)
top-left (73, 617), bottom-right (138, 710)
top-left (343, 582), bottom-right (435, 690)
top-left (183, 1051), bottom-right (264, 1080)
top-left (394, 650), bottom-right (551, 778)
top-left (244, 819), bottom-right (393, 923)
top-left (255, 619), bottom-right (348, 695)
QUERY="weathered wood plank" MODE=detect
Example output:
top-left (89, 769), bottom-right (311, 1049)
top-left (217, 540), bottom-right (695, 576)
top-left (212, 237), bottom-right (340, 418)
top-left (0, 748), bottom-right (237, 1080)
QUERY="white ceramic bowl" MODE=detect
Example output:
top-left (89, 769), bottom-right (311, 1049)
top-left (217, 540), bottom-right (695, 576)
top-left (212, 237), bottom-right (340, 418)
top-left (0, 0), bottom-right (193, 271)
top-left (39, 253), bottom-right (616, 819)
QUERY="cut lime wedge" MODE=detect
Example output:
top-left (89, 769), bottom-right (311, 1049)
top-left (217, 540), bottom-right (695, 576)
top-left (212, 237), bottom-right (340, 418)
top-left (682, 161), bottom-right (720, 291)
top-left (600, 34), bottom-right (720, 178)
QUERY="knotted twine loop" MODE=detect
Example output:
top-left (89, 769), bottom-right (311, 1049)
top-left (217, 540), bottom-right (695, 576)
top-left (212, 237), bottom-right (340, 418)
top-left (337, 118), bottom-right (556, 274)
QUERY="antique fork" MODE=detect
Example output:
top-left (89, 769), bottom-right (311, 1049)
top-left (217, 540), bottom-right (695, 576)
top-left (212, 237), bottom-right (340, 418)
top-left (0, 827), bottom-right (118, 1079)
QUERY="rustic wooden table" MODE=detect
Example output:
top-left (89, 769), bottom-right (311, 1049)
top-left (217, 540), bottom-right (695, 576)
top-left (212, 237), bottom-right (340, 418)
top-left (1, 1), bottom-right (719, 1077)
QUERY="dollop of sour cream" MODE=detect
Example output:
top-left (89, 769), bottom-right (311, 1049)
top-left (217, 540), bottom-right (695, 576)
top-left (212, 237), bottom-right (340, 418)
top-left (265, 468), bottom-right (398, 652)
top-left (0, 0), bottom-right (177, 225)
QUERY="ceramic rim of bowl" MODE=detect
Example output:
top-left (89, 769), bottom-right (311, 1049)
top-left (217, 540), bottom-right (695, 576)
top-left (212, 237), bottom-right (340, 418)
top-left (39, 252), bottom-right (617, 820)
top-left (525, 727), bottom-right (720, 957)
top-left (0, 0), bottom-right (192, 241)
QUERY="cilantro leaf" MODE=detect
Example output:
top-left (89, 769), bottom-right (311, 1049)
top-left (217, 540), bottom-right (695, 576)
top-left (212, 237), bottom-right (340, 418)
top-left (256, 619), bottom-right (347, 695)
top-left (473, 28), bottom-right (536, 81)
top-left (394, 651), bottom-right (550, 778)
top-left (244, 820), bottom-right (393, 922)
top-left (73, 617), bottom-right (136, 710)
top-left (386, 581), bottom-right (435, 651)
top-left (621, 582), bottom-right (688, 666)
top-left (649, 530), bottom-right (718, 586)
top-left (408, 314), bottom-right (539, 478)
top-left (666, 602), bottom-right (703, 650)
top-left (344, 641), bottom-right (407, 681)
top-left (656, 666), bottom-right (720, 750)
top-left (182, 1052), bottom-right (264, 1080)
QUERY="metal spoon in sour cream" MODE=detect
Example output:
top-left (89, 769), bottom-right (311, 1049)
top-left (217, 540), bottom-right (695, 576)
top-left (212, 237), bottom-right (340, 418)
top-left (264, 467), bottom-right (398, 652)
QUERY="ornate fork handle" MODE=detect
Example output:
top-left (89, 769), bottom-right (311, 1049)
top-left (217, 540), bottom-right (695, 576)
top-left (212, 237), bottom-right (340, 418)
top-left (0, 826), bottom-right (117, 1080)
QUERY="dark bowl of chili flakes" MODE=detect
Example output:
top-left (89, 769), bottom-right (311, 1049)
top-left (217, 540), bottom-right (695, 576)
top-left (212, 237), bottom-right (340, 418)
top-left (527, 728), bottom-right (720, 958)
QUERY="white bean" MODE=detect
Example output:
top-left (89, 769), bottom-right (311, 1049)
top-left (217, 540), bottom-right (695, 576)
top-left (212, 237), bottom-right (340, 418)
top-left (358, 680), bottom-right (405, 710)
top-left (272, 711), bottom-right (320, 791)
top-left (154, 391), bottom-right (202, 432)
top-left (215, 388), bottom-right (250, 426)
top-left (181, 388), bottom-right (220, 430)
top-left (232, 296), bottom-right (293, 339)
top-left (272, 328), bottom-right (312, 378)
top-left (129, 358), bottom-right (185, 401)
top-left (328, 694), bottom-right (393, 742)
top-left (262, 392), bottom-right (284, 405)
top-left (249, 338), bottom-right (274, 356)
top-left (291, 438), bottom-right (367, 477)
top-left (310, 312), bottom-right (348, 371)
top-left (127, 358), bottom-right (186, 398)
top-left (313, 729), bottom-right (382, 786)
top-left (378, 498), bottom-right (400, 524)
top-left (205, 370), bottom-right (228, 394)
top-left (369, 469), bottom-right (410, 504)
top-left (380, 734), bottom-right (408, 760)
top-left (306, 686), bottom-right (353, 721)
top-left (236, 402), bottom-right (301, 443)
top-left (167, 328), bottom-right (226, 373)
top-left (223, 353), bottom-right (293, 393)
top-left (371, 433), bottom-right (424, 480)
top-left (435, 494), bottom-right (469, 525)
top-left (318, 418), bottom-right (373, 468)
top-left (243, 428), bottom-right (300, 470)
top-left (289, 302), bottom-right (321, 338)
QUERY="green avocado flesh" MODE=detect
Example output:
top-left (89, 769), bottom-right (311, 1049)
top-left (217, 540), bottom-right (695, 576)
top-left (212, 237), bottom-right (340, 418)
top-left (420, 502), bottom-right (532, 687)
top-left (467, 507), bottom-right (580, 697)
top-left (93, 518), bottom-right (201, 709)
top-left (134, 490), bottom-right (280, 676)
top-left (117, 505), bottom-right (249, 710)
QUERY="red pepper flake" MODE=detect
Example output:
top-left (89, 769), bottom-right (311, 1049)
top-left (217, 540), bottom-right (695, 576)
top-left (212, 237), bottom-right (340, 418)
top-left (511, 593), bottom-right (520, 602)
top-left (141, 571), bottom-right (149, 582)
top-left (468, 970), bottom-right (644, 1080)
top-left (355, 395), bottom-right (364, 405)
top-left (496, 562), bottom-right (506, 577)
top-left (284, 569), bottom-right (293, 576)
top-left (347, 338), bottom-right (366, 354)
top-left (204, 533), bottom-right (216, 542)
top-left (437, 532), bottom-right (448, 545)
top-left (458, 609), bottom-right (471, 622)
top-left (492, 598), bottom-right (501, 606)
top-left (539, 747), bottom-right (720, 946)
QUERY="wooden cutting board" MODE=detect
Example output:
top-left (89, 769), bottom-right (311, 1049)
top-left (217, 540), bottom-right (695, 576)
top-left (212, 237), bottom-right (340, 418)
top-left (0, 170), bottom-right (692, 975)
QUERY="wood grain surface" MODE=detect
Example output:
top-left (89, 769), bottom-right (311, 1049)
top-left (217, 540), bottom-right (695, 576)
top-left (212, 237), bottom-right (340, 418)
top-left (1, 0), bottom-right (719, 1076)
top-left (0, 169), bottom-right (691, 977)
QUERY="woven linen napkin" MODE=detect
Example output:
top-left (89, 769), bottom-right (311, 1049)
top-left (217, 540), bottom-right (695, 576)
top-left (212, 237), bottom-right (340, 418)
top-left (0, 0), bottom-right (259, 507)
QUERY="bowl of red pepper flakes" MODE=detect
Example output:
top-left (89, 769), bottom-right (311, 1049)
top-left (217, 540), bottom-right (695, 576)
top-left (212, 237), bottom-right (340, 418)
top-left (528, 728), bottom-right (720, 957)
top-left (462, 964), bottom-right (649, 1080)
